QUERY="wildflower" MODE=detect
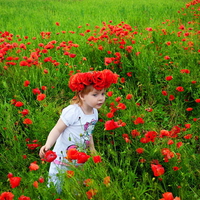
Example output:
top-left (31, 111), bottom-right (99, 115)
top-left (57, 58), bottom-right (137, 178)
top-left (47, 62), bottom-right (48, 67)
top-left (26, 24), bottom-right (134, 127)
top-left (26, 143), bottom-right (40, 150)
top-left (195, 99), bottom-right (200, 103)
top-left (15, 101), bottom-right (24, 107)
top-left (66, 148), bottom-right (79, 160)
top-left (126, 94), bottom-right (133, 99)
top-left (23, 118), bottom-right (33, 124)
top-left (83, 179), bottom-right (94, 187)
top-left (9, 177), bottom-right (21, 188)
top-left (136, 148), bottom-right (144, 154)
top-left (159, 192), bottom-right (181, 200)
top-left (24, 80), bottom-right (30, 87)
top-left (18, 195), bottom-right (31, 200)
top-left (185, 124), bottom-right (191, 129)
top-left (131, 129), bottom-right (140, 138)
top-left (104, 120), bottom-right (121, 130)
top-left (165, 76), bottom-right (173, 81)
top-left (184, 134), bottom-right (192, 139)
top-left (103, 176), bottom-right (110, 186)
top-left (38, 177), bottom-right (45, 183)
top-left (43, 150), bottom-right (57, 162)
top-left (186, 107), bottom-right (193, 111)
top-left (21, 109), bottom-right (29, 116)
top-left (176, 142), bottom-right (183, 148)
top-left (29, 162), bottom-right (39, 171)
top-left (93, 155), bottom-right (102, 163)
top-left (117, 102), bottom-right (126, 110)
top-left (146, 27), bottom-right (153, 31)
top-left (33, 181), bottom-right (38, 188)
top-left (32, 88), bottom-right (41, 95)
top-left (166, 41), bottom-right (171, 46)
top-left (145, 108), bottom-right (153, 112)
top-left (66, 170), bottom-right (74, 178)
top-left (180, 69), bottom-right (190, 73)
top-left (77, 152), bottom-right (90, 163)
top-left (133, 117), bottom-right (144, 125)
top-left (106, 112), bottom-right (114, 118)
top-left (107, 91), bottom-right (113, 97)
top-left (169, 95), bottom-right (175, 101)
top-left (167, 140), bottom-right (174, 145)
top-left (115, 97), bottom-right (121, 102)
top-left (164, 56), bottom-right (170, 60)
top-left (86, 189), bottom-right (98, 199)
top-left (55, 22), bottom-right (60, 26)
top-left (176, 86), bottom-right (184, 92)
top-left (0, 192), bottom-right (14, 200)
top-left (7, 173), bottom-right (13, 178)
top-left (37, 93), bottom-right (46, 101)
top-left (162, 91), bottom-right (168, 96)
top-left (151, 164), bottom-right (165, 176)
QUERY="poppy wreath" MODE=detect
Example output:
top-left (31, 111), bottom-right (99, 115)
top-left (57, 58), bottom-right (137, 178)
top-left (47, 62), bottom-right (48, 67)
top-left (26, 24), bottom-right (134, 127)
top-left (69, 69), bottom-right (119, 91)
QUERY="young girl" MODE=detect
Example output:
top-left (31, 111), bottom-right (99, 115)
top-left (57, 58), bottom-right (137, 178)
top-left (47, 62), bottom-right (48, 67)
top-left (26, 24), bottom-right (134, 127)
top-left (39, 69), bottom-right (118, 192)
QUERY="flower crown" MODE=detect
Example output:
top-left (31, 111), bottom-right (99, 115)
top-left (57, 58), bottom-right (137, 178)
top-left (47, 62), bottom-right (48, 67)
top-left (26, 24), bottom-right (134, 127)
top-left (69, 69), bottom-right (118, 92)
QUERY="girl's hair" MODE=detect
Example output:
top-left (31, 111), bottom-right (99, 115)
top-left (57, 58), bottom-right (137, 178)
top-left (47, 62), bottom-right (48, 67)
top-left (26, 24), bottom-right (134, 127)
top-left (70, 85), bottom-right (94, 105)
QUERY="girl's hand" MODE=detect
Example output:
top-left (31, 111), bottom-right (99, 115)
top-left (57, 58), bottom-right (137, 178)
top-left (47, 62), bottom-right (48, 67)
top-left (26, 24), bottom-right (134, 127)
top-left (39, 145), bottom-right (50, 158)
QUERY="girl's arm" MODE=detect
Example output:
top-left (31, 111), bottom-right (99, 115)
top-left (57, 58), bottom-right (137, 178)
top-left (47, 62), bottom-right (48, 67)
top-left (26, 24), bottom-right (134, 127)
top-left (39, 118), bottom-right (67, 158)
top-left (89, 134), bottom-right (97, 155)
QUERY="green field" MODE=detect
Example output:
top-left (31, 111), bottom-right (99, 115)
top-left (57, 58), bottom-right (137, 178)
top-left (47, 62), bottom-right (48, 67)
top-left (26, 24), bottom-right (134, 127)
top-left (0, 0), bottom-right (200, 199)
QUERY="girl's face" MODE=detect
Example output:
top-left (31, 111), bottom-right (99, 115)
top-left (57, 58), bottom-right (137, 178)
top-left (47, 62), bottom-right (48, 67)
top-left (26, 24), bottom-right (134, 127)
top-left (80, 87), bottom-right (106, 110)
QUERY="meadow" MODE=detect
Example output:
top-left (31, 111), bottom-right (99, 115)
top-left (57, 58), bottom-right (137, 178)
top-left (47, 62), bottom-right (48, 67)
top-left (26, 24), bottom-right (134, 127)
top-left (0, 0), bottom-right (200, 199)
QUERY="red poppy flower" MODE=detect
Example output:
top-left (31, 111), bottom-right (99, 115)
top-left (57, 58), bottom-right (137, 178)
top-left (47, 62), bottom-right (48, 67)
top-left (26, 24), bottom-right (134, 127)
top-left (165, 76), bottom-right (173, 81)
top-left (23, 118), bottom-right (33, 124)
top-left (43, 150), bottom-right (57, 162)
top-left (21, 109), bottom-right (29, 116)
top-left (33, 181), bottom-right (38, 188)
top-left (180, 69), bottom-right (190, 73)
top-left (38, 177), bottom-right (45, 183)
top-left (0, 192), bottom-right (14, 200)
top-left (104, 120), bottom-right (121, 130)
top-left (37, 94), bottom-right (46, 101)
top-left (151, 164), bottom-right (165, 176)
top-left (66, 148), bottom-right (79, 160)
top-left (126, 94), bottom-right (133, 99)
top-left (133, 117), bottom-right (144, 125)
top-left (9, 177), bottom-right (21, 188)
top-left (162, 91), bottom-right (168, 96)
top-left (83, 179), bottom-right (94, 187)
top-left (92, 155), bottom-right (102, 163)
top-left (136, 148), bottom-right (144, 154)
top-left (176, 86), bottom-right (184, 92)
top-left (117, 103), bottom-right (126, 110)
top-left (186, 107), bottom-right (193, 111)
top-left (103, 176), bottom-right (110, 186)
top-left (29, 162), bottom-right (39, 171)
top-left (169, 95), bottom-right (175, 101)
top-left (32, 88), bottom-right (41, 95)
top-left (131, 129), bottom-right (140, 138)
top-left (26, 143), bottom-right (40, 150)
top-left (15, 101), bottom-right (24, 107)
top-left (66, 170), bottom-right (74, 178)
top-left (195, 99), bottom-right (200, 103)
top-left (164, 56), bottom-right (170, 60)
top-left (77, 152), bottom-right (90, 163)
top-left (86, 189), bottom-right (98, 199)
top-left (176, 142), bottom-right (183, 148)
top-left (107, 91), bottom-right (113, 97)
top-left (106, 112), bottom-right (114, 118)
top-left (18, 195), bottom-right (31, 200)
top-left (24, 80), bottom-right (30, 87)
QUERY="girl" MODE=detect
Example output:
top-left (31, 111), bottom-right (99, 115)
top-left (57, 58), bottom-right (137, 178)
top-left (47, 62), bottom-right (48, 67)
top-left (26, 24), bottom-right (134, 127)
top-left (39, 69), bottom-right (118, 192)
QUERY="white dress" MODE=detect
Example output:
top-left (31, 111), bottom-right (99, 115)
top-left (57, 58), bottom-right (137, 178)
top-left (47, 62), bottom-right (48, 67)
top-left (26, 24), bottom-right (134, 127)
top-left (48, 104), bottom-right (98, 192)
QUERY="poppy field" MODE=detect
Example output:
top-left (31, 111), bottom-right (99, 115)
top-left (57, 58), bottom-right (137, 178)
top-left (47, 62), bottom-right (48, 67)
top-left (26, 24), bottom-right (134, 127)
top-left (0, 0), bottom-right (200, 199)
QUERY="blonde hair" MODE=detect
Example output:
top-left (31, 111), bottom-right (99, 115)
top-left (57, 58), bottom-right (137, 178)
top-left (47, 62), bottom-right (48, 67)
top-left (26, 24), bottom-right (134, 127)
top-left (70, 85), bottom-right (94, 105)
